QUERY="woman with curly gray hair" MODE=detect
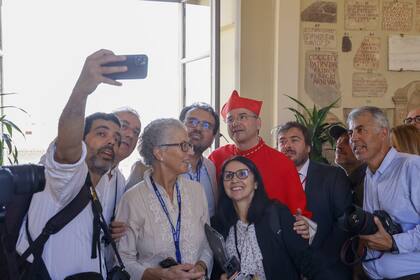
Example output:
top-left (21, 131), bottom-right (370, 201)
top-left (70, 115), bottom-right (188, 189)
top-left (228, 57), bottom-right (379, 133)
top-left (116, 118), bottom-right (212, 280)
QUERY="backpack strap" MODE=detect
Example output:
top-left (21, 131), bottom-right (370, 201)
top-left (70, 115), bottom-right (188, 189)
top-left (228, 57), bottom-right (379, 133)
top-left (20, 174), bottom-right (92, 273)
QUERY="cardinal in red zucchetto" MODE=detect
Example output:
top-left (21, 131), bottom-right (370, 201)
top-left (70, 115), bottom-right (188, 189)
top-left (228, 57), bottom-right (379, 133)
top-left (209, 90), bottom-right (312, 218)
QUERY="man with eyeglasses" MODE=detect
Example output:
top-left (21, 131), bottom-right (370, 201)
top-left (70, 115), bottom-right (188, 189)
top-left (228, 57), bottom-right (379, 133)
top-left (209, 90), bottom-right (312, 222)
top-left (404, 107), bottom-right (420, 131)
top-left (179, 103), bottom-right (219, 217)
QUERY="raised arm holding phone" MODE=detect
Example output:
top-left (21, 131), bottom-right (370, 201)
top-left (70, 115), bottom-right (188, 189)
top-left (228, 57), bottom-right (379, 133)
top-left (14, 49), bottom-right (135, 280)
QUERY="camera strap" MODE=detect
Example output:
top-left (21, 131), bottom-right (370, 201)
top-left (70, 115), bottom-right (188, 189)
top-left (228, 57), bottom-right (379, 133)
top-left (89, 183), bottom-right (128, 274)
top-left (20, 174), bottom-right (92, 279)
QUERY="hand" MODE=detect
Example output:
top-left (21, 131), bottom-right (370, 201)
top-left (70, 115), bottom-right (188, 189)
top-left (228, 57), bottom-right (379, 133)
top-left (294, 208), bottom-right (310, 239)
top-left (73, 49), bottom-right (127, 96)
top-left (359, 217), bottom-right (393, 251)
top-left (110, 220), bottom-right (127, 240)
top-left (220, 273), bottom-right (228, 280)
top-left (161, 264), bottom-right (205, 280)
top-left (187, 263), bottom-right (206, 280)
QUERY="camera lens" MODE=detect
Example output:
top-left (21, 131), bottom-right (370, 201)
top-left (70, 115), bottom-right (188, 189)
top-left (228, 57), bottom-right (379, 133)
top-left (349, 213), bottom-right (360, 226)
top-left (135, 56), bottom-right (144, 66)
top-left (5, 164), bottom-right (45, 195)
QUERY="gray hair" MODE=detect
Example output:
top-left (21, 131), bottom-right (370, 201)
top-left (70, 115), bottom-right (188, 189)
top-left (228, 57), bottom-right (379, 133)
top-left (347, 106), bottom-right (390, 131)
top-left (112, 107), bottom-right (140, 119)
top-left (139, 118), bottom-right (186, 165)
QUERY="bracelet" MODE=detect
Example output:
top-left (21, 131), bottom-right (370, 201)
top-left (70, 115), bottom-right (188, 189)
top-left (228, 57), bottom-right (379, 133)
top-left (195, 260), bottom-right (208, 275)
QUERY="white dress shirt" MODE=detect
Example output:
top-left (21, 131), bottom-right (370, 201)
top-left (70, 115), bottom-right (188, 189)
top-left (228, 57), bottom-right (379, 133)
top-left (296, 158), bottom-right (317, 244)
top-left (298, 159), bottom-right (310, 191)
top-left (16, 141), bottom-right (126, 280)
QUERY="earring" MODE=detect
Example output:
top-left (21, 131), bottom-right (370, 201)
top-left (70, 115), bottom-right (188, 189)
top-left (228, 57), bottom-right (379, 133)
top-left (254, 184), bottom-right (258, 190)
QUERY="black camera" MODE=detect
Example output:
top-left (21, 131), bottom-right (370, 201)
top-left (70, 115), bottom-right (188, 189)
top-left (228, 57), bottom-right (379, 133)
top-left (159, 257), bottom-right (178, 269)
top-left (107, 266), bottom-right (130, 280)
top-left (338, 205), bottom-right (402, 236)
top-left (0, 164), bottom-right (45, 207)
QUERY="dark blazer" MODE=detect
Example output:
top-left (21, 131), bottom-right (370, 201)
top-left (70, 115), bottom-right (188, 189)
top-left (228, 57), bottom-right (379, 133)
top-left (211, 203), bottom-right (324, 280)
top-left (305, 160), bottom-right (353, 279)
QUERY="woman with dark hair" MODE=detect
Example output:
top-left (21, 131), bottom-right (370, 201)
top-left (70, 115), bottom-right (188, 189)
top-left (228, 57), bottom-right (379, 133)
top-left (211, 156), bottom-right (321, 280)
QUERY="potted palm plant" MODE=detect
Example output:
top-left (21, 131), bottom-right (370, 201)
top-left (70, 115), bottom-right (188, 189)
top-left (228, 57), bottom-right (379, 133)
top-left (285, 95), bottom-right (340, 163)
top-left (0, 93), bottom-right (26, 165)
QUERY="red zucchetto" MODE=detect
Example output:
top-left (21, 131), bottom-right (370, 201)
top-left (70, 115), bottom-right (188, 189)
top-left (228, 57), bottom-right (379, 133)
top-left (220, 90), bottom-right (263, 120)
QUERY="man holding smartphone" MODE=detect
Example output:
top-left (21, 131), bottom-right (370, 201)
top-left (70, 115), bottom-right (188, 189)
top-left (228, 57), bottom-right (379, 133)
top-left (15, 49), bottom-right (134, 279)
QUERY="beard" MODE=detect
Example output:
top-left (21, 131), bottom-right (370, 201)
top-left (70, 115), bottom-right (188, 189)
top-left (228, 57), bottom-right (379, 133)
top-left (87, 146), bottom-right (115, 175)
top-left (294, 154), bottom-right (309, 168)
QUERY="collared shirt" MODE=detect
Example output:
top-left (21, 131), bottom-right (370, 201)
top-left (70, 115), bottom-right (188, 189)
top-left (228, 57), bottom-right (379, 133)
top-left (297, 159), bottom-right (310, 190)
top-left (16, 141), bottom-right (126, 280)
top-left (183, 157), bottom-right (215, 217)
top-left (362, 148), bottom-right (420, 279)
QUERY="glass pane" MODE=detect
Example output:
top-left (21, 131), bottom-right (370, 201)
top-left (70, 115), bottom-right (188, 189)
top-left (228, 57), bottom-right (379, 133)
top-left (185, 2), bottom-right (210, 58)
top-left (185, 57), bottom-right (211, 105)
top-left (3, 0), bottom-right (180, 175)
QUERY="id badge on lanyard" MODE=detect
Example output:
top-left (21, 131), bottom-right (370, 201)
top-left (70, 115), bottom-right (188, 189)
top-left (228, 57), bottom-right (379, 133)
top-left (150, 175), bottom-right (182, 264)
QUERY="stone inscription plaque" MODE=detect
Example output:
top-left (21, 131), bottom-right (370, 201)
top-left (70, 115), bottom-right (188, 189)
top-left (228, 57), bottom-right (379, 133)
top-left (303, 27), bottom-right (337, 49)
top-left (354, 36), bottom-right (381, 70)
top-left (382, 0), bottom-right (413, 32)
top-left (305, 51), bottom-right (340, 107)
top-left (352, 72), bottom-right (387, 97)
top-left (301, 1), bottom-right (337, 23)
top-left (345, 0), bottom-right (379, 30)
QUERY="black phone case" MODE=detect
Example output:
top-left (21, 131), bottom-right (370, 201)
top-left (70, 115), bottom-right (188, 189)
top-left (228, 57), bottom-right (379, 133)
top-left (103, 55), bottom-right (148, 80)
top-left (159, 257), bottom-right (178, 268)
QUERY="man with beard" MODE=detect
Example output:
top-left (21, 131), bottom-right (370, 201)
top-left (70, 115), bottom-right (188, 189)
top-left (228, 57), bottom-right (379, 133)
top-left (347, 106), bottom-right (420, 279)
top-left (179, 103), bottom-right (219, 217)
top-left (15, 49), bottom-right (128, 279)
top-left (329, 124), bottom-right (366, 207)
top-left (209, 90), bottom-right (312, 221)
top-left (276, 121), bottom-right (352, 279)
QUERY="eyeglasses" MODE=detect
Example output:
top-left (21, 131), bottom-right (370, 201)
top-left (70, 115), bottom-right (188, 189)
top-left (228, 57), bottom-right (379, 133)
top-left (403, 115), bottom-right (420, 125)
top-left (226, 113), bottom-right (258, 125)
top-left (159, 141), bottom-right (193, 152)
top-left (223, 168), bottom-right (250, 181)
top-left (185, 117), bottom-right (214, 131)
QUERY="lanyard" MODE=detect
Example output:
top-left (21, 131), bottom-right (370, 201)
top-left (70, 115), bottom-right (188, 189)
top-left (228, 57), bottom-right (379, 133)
top-left (150, 175), bottom-right (182, 264)
top-left (188, 157), bottom-right (203, 182)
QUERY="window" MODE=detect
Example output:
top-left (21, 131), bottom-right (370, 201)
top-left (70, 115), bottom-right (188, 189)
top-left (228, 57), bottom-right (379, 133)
top-left (1, 0), bottom-right (219, 174)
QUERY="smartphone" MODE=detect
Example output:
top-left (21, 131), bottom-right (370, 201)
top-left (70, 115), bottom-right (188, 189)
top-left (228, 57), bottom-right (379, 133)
top-left (103, 54), bottom-right (148, 80)
top-left (158, 257), bottom-right (178, 268)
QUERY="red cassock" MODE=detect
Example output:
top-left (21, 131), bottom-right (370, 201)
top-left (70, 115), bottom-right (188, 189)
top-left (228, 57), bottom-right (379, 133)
top-left (209, 138), bottom-right (312, 218)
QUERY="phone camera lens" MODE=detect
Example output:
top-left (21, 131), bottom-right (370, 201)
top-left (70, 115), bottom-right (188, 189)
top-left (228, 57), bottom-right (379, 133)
top-left (135, 56), bottom-right (145, 66)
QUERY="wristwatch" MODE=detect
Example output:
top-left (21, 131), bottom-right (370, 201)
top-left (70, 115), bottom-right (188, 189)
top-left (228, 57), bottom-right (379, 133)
top-left (390, 235), bottom-right (399, 254)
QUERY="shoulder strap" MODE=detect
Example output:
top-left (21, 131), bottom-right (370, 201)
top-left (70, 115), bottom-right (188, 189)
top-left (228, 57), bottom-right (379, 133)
top-left (90, 186), bottom-right (128, 273)
top-left (21, 174), bottom-right (92, 261)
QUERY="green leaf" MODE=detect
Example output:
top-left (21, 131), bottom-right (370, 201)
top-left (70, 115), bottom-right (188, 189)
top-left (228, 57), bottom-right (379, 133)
top-left (285, 95), bottom-right (312, 117)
